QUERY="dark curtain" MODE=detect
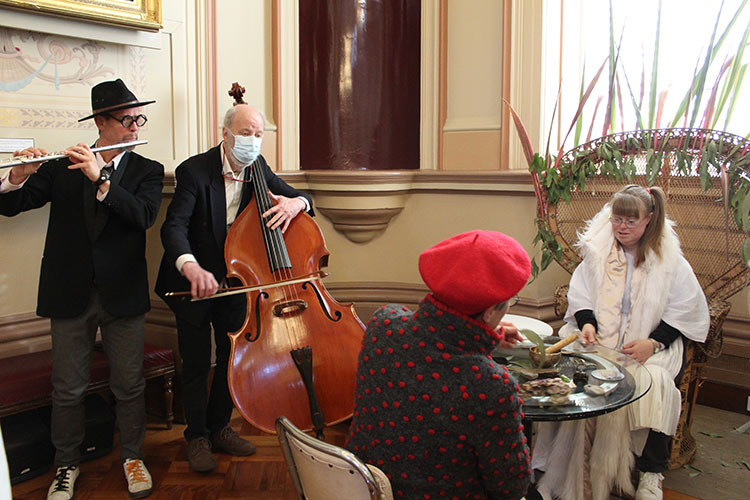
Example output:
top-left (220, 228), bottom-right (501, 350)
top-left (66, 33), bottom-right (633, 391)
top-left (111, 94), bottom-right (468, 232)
top-left (299, 0), bottom-right (421, 170)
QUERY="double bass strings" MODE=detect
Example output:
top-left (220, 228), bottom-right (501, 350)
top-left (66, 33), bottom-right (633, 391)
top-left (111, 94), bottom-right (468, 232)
top-left (250, 159), bottom-right (306, 348)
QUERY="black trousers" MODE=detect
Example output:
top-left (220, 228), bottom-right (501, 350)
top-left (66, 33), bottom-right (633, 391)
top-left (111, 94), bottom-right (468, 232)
top-left (636, 343), bottom-right (688, 473)
top-left (176, 295), bottom-right (246, 441)
top-left (636, 430), bottom-right (672, 473)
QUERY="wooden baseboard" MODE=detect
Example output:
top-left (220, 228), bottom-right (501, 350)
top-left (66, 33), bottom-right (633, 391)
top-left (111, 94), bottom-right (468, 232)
top-left (696, 380), bottom-right (750, 415)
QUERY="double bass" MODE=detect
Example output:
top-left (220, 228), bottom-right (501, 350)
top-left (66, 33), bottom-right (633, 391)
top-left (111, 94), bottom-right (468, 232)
top-left (224, 83), bottom-right (364, 436)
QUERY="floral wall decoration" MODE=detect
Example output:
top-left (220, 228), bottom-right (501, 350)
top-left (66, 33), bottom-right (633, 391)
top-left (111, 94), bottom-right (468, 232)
top-left (0, 27), bottom-right (154, 132)
top-left (0, 27), bottom-right (112, 91)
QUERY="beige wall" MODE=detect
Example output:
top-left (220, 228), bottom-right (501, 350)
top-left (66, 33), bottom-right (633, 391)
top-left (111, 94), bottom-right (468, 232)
top-left (442, 0), bottom-right (504, 170)
top-left (321, 191), bottom-right (535, 284)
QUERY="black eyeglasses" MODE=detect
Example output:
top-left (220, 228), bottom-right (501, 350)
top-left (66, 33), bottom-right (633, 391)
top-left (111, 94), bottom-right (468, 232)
top-left (103, 113), bottom-right (148, 128)
top-left (511, 296), bottom-right (521, 307)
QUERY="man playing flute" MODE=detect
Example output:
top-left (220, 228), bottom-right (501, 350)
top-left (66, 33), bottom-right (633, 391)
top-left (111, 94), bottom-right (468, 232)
top-left (0, 79), bottom-right (164, 500)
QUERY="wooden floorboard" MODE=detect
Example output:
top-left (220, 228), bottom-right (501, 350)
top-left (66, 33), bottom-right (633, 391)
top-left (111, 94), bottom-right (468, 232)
top-left (9, 413), bottom-right (701, 500)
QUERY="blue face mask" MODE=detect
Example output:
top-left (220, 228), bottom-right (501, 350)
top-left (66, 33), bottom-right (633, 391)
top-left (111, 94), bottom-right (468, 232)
top-left (228, 131), bottom-right (262, 165)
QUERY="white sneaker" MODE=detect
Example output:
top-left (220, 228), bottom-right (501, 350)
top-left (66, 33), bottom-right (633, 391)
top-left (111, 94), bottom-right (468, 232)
top-left (635, 471), bottom-right (664, 500)
top-left (47, 466), bottom-right (79, 500)
top-left (123, 458), bottom-right (153, 498)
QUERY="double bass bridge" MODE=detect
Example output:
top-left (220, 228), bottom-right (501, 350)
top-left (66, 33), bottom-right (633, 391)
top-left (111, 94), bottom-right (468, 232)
top-left (273, 299), bottom-right (308, 317)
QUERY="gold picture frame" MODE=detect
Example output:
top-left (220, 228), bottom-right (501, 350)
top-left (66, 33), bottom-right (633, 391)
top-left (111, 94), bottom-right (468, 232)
top-left (0, 0), bottom-right (162, 31)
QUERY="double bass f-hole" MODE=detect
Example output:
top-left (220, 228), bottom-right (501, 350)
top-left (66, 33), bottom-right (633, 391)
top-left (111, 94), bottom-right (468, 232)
top-left (244, 291), bottom-right (269, 343)
top-left (302, 281), bottom-right (342, 322)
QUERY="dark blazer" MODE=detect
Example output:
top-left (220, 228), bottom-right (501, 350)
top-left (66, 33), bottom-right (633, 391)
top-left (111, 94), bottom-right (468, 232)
top-left (155, 145), bottom-right (313, 323)
top-left (0, 151), bottom-right (164, 318)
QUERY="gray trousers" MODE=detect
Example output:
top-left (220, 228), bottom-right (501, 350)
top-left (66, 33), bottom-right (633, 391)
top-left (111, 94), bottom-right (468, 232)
top-left (50, 290), bottom-right (146, 466)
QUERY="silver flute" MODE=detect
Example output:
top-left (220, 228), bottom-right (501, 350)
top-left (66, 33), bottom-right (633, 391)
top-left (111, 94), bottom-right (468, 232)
top-left (0, 140), bottom-right (148, 169)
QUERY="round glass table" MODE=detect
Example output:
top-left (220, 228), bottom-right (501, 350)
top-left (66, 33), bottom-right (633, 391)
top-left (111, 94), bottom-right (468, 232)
top-left (493, 341), bottom-right (652, 421)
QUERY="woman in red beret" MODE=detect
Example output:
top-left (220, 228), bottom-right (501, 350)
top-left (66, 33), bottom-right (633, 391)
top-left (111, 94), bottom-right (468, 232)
top-left (346, 230), bottom-right (533, 500)
top-left (532, 185), bottom-right (709, 500)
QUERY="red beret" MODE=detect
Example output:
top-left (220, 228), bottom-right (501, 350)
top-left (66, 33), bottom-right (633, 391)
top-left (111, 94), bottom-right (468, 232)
top-left (418, 230), bottom-right (531, 316)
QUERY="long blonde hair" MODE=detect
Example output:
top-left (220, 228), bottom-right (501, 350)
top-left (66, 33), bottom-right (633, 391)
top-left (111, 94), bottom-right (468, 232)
top-left (610, 184), bottom-right (666, 266)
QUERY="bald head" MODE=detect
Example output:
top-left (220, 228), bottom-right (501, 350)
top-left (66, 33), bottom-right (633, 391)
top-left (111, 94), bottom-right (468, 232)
top-left (223, 104), bottom-right (265, 131)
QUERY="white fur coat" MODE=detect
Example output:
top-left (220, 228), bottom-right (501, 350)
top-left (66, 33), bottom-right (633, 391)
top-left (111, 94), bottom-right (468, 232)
top-left (565, 205), bottom-right (708, 349)
top-left (532, 204), bottom-right (709, 500)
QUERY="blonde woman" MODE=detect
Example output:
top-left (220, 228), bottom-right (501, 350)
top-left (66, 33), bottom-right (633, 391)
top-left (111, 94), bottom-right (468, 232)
top-left (532, 185), bottom-right (709, 500)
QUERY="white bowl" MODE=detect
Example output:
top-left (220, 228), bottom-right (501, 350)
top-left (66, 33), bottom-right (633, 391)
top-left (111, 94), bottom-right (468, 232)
top-left (588, 368), bottom-right (624, 385)
top-left (503, 314), bottom-right (554, 337)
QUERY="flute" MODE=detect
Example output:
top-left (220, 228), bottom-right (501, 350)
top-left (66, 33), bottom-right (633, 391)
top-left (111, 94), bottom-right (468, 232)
top-left (0, 140), bottom-right (148, 169)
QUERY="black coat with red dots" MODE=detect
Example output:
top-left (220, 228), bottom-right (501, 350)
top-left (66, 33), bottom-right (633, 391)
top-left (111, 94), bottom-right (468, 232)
top-left (346, 294), bottom-right (531, 500)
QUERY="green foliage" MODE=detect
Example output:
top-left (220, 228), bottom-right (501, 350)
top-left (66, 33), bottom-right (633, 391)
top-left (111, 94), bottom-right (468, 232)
top-left (742, 223), bottom-right (750, 266)
top-left (529, 217), bottom-right (564, 281)
top-left (527, 129), bottom-right (750, 280)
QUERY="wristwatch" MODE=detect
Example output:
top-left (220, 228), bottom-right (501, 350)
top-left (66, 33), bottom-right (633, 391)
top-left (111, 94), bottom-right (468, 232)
top-left (93, 167), bottom-right (112, 187)
top-left (650, 338), bottom-right (664, 354)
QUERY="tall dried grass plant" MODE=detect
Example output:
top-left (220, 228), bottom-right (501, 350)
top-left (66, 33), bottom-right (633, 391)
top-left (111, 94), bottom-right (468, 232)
top-left (507, 0), bottom-right (750, 278)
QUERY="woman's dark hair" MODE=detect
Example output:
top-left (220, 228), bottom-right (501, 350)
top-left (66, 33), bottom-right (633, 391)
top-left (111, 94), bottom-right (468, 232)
top-left (610, 184), bottom-right (666, 266)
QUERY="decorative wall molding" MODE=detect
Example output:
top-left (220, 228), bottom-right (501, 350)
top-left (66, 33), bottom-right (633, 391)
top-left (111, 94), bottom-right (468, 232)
top-left (442, 117), bottom-right (502, 132)
top-left (160, 169), bottom-right (534, 242)
top-left (298, 170), bottom-right (534, 242)
top-left (190, 0), bottom-right (216, 153)
top-left (420, 0), bottom-right (441, 171)
top-left (315, 207), bottom-right (405, 243)
top-left (2, 108), bottom-right (95, 130)
top-left (288, 170), bottom-right (534, 192)
top-left (701, 310), bottom-right (750, 390)
top-left (0, 312), bottom-right (51, 358)
top-left (324, 281), bottom-right (426, 321)
top-left (274, 0), bottom-right (300, 171)
top-left (0, 312), bottom-right (49, 342)
top-left (500, 0), bottom-right (513, 170)
top-left (719, 312), bottom-right (750, 356)
top-left (507, 0), bottom-right (545, 167)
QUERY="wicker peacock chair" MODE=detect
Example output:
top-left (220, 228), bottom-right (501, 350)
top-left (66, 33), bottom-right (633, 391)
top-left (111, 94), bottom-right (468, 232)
top-left (535, 127), bottom-right (750, 469)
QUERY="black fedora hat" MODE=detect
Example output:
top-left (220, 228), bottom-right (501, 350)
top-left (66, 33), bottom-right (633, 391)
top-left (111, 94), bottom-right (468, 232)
top-left (78, 79), bottom-right (155, 122)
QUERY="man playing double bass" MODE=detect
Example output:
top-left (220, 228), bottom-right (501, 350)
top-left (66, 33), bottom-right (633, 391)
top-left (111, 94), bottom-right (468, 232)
top-left (155, 102), bottom-right (313, 473)
top-left (0, 79), bottom-right (163, 500)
